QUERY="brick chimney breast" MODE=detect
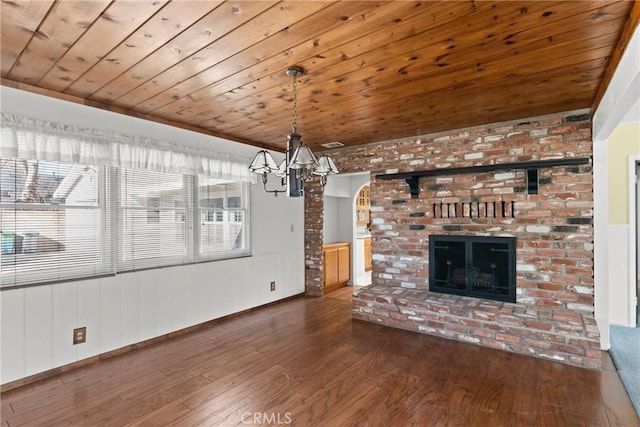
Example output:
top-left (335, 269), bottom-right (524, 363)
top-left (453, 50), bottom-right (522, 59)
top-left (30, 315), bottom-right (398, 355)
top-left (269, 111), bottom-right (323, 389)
top-left (306, 110), bottom-right (599, 369)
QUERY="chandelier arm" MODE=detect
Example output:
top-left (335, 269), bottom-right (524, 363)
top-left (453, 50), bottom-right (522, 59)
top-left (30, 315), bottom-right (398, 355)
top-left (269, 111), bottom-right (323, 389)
top-left (261, 172), bottom-right (287, 197)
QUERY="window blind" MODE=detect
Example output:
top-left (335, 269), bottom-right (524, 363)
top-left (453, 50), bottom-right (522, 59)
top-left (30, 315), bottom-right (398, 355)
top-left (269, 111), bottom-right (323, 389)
top-left (1, 159), bottom-right (251, 289)
top-left (198, 177), bottom-right (249, 260)
top-left (117, 168), bottom-right (193, 271)
top-left (0, 159), bottom-right (114, 287)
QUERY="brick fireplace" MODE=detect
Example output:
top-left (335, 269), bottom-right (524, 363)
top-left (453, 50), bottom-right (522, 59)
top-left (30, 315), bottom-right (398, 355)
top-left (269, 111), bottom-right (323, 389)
top-left (304, 110), bottom-right (601, 369)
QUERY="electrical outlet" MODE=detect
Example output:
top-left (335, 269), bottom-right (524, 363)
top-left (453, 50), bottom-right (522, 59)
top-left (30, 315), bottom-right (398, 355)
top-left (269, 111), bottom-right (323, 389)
top-left (270, 281), bottom-right (276, 292)
top-left (73, 327), bottom-right (86, 345)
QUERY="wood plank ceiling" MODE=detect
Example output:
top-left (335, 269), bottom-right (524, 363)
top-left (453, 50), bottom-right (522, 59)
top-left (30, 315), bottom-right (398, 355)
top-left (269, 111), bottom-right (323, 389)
top-left (1, 1), bottom-right (636, 153)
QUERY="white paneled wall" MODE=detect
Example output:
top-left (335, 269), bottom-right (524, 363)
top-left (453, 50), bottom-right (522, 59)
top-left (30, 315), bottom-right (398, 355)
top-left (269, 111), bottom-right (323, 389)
top-left (608, 225), bottom-right (633, 326)
top-left (0, 86), bottom-right (305, 384)
top-left (1, 250), bottom-right (304, 383)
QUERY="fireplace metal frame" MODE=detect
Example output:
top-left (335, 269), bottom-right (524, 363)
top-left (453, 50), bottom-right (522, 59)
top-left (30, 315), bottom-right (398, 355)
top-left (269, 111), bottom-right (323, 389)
top-left (429, 235), bottom-right (516, 303)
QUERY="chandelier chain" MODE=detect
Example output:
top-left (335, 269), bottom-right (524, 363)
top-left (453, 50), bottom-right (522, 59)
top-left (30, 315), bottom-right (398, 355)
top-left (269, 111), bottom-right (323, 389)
top-left (292, 73), bottom-right (298, 131)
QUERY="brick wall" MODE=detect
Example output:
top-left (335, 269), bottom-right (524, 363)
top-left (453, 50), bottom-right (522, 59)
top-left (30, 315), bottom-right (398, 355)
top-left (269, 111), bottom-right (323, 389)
top-left (304, 179), bottom-right (324, 297)
top-left (305, 110), bottom-right (601, 369)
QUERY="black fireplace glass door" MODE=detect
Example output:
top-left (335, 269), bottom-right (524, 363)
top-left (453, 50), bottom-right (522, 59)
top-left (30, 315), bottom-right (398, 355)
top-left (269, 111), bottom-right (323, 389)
top-left (471, 241), bottom-right (510, 297)
top-left (429, 235), bottom-right (516, 303)
top-left (431, 241), bottom-right (466, 290)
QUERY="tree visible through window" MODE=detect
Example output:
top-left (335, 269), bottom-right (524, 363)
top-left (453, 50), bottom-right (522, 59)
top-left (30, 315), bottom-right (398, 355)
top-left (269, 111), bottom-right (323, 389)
top-left (0, 159), bottom-right (112, 287)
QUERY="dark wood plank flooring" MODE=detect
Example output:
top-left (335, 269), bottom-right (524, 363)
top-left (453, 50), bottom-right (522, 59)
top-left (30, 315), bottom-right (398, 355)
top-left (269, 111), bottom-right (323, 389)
top-left (1, 286), bottom-right (638, 426)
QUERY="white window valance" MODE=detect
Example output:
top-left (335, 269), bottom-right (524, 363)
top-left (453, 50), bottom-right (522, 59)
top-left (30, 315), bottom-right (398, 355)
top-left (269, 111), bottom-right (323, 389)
top-left (1, 113), bottom-right (255, 182)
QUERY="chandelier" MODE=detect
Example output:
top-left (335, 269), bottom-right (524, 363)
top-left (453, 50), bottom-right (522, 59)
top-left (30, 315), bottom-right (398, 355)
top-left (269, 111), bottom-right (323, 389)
top-left (248, 66), bottom-right (339, 197)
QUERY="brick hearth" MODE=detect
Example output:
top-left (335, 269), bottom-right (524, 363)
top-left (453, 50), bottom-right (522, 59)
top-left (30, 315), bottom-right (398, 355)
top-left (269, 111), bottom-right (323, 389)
top-left (305, 110), bottom-right (600, 369)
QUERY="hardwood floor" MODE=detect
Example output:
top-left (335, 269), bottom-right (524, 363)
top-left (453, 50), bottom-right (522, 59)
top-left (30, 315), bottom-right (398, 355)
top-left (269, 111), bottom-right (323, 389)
top-left (2, 286), bottom-right (638, 426)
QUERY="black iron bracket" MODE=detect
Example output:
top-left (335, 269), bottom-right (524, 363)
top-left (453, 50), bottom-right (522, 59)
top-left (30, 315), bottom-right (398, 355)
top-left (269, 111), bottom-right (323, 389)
top-left (404, 176), bottom-right (420, 199)
top-left (376, 157), bottom-right (590, 199)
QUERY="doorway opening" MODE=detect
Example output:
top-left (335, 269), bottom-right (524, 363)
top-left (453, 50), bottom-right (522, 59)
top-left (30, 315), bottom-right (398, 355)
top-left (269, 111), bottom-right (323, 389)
top-left (354, 182), bottom-right (372, 287)
top-left (321, 172), bottom-right (371, 292)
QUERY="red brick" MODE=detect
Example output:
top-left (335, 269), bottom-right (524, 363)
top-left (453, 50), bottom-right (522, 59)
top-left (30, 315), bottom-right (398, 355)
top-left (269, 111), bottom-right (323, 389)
top-left (538, 283), bottom-right (563, 291)
top-left (471, 328), bottom-right (494, 338)
top-left (313, 111), bottom-right (596, 369)
top-left (446, 324), bottom-right (469, 334)
top-left (534, 332), bottom-right (567, 343)
top-left (390, 312), bottom-right (408, 321)
top-left (460, 318), bottom-right (483, 328)
top-left (553, 311), bottom-right (582, 324)
top-left (524, 338), bottom-right (553, 349)
top-left (585, 349), bottom-right (602, 359)
top-left (554, 343), bottom-right (585, 356)
top-left (496, 333), bottom-right (521, 343)
top-left (524, 320), bottom-right (554, 331)
top-left (482, 338), bottom-right (507, 350)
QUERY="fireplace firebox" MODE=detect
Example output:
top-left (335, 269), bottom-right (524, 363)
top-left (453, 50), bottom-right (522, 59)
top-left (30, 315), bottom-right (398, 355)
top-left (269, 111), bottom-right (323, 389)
top-left (429, 235), bottom-right (516, 303)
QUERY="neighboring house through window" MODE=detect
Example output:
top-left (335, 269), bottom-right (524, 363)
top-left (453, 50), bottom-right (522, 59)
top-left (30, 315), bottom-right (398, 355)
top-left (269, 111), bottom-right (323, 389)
top-left (0, 159), bottom-right (251, 288)
top-left (0, 159), bottom-right (113, 287)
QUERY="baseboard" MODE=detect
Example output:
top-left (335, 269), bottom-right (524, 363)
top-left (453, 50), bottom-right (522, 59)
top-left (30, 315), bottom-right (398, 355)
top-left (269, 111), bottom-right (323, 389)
top-left (0, 293), bottom-right (306, 394)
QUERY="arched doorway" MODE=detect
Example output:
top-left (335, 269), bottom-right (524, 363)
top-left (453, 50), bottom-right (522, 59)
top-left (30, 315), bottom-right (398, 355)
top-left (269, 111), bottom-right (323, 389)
top-left (353, 181), bottom-right (372, 286)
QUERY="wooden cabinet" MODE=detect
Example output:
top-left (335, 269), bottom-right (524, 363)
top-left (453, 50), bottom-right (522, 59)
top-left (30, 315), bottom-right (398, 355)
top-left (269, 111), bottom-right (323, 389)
top-left (364, 237), bottom-right (372, 272)
top-left (356, 185), bottom-right (370, 226)
top-left (323, 242), bottom-right (350, 293)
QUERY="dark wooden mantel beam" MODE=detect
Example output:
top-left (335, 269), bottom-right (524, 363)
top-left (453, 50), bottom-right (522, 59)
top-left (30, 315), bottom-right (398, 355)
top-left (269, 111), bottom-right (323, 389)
top-left (376, 157), bottom-right (591, 199)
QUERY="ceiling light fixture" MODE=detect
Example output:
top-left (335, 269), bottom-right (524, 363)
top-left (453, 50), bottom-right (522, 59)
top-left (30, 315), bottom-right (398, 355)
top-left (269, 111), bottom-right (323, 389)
top-left (249, 66), bottom-right (338, 197)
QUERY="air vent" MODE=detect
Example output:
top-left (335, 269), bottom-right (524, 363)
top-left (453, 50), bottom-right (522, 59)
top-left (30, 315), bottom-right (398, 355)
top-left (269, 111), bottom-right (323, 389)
top-left (321, 141), bottom-right (345, 148)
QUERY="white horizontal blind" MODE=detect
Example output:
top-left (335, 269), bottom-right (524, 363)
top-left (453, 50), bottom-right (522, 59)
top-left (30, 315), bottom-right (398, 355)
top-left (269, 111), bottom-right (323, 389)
top-left (198, 177), bottom-right (249, 260)
top-left (1, 160), bottom-right (250, 288)
top-left (117, 168), bottom-right (193, 271)
top-left (0, 158), bottom-right (113, 288)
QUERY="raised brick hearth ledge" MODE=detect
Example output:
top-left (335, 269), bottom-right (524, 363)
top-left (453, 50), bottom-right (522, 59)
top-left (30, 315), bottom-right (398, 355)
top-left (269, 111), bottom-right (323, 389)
top-left (353, 285), bottom-right (602, 369)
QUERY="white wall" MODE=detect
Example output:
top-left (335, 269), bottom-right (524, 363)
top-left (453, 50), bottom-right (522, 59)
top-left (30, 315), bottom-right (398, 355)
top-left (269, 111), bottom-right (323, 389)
top-left (593, 22), bottom-right (640, 339)
top-left (324, 175), bottom-right (352, 198)
top-left (338, 197), bottom-right (353, 241)
top-left (323, 175), bottom-right (353, 245)
top-left (0, 87), bottom-right (304, 384)
top-left (323, 196), bottom-right (340, 243)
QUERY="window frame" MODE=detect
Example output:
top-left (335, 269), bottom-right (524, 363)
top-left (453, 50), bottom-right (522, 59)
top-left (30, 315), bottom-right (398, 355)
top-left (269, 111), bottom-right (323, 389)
top-left (196, 178), bottom-right (251, 262)
top-left (0, 160), bottom-right (114, 289)
top-left (0, 159), bottom-right (252, 290)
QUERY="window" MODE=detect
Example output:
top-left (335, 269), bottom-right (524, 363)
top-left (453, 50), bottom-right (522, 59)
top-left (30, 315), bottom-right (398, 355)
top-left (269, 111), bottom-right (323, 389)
top-left (118, 168), bottom-right (193, 271)
top-left (227, 196), bottom-right (244, 223)
top-left (202, 197), bottom-right (224, 222)
top-left (0, 159), bottom-right (251, 289)
top-left (146, 197), bottom-right (161, 224)
top-left (0, 159), bottom-right (113, 287)
top-left (198, 177), bottom-right (249, 260)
